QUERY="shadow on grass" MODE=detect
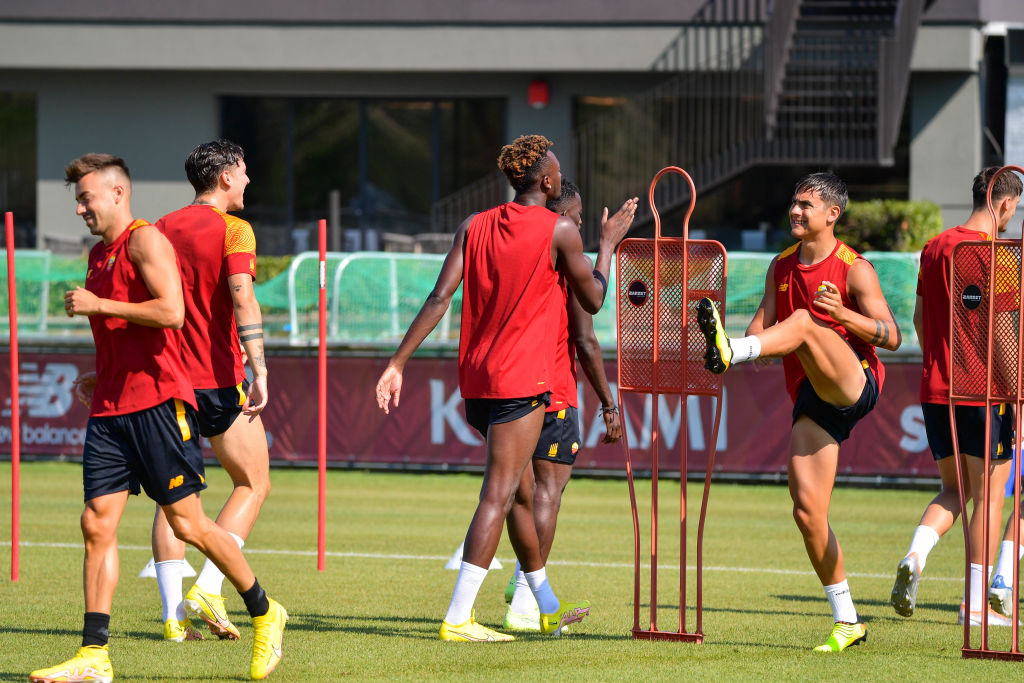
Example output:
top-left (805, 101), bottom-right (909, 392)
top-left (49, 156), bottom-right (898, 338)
top-left (770, 593), bottom-right (961, 622)
top-left (287, 612), bottom-right (637, 641)
top-left (1, 669), bottom-right (247, 682)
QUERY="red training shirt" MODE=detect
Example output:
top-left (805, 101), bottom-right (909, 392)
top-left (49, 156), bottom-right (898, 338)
top-left (548, 274), bottom-right (578, 412)
top-left (458, 203), bottom-right (563, 399)
top-left (85, 220), bottom-right (195, 416)
top-left (773, 239), bottom-right (885, 403)
top-left (157, 205), bottom-right (256, 390)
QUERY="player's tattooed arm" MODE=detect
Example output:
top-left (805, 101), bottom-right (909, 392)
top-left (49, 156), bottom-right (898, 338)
top-left (229, 271), bottom-right (269, 414)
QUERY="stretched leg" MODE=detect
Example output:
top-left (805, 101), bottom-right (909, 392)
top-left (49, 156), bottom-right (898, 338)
top-left (788, 418), bottom-right (843, 586)
top-left (463, 408), bottom-right (546, 569)
top-left (891, 455), bottom-right (967, 617)
top-left (161, 493), bottom-right (255, 593)
top-left (151, 505), bottom-right (199, 640)
top-left (188, 413), bottom-right (271, 635)
top-left (533, 459), bottom-right (573, 562)
top-left (207, 414), bottom-right (271, 540)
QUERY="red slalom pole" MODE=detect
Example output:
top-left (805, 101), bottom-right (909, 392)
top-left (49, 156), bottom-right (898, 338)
top-left (6, 212), bottom-right (19, 582)
top-left (317, 219), bottom-right (327, 571)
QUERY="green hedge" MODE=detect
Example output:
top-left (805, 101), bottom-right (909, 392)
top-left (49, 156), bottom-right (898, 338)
top-left (836, 199), bottom-right (943, 253)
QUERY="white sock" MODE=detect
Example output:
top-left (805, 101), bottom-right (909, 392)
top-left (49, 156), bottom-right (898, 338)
top-left (965, 563), bottom-right (992, 613)
top-left (195, 531), bottom-right (244, 595)
top-left (907, 525), bottom-right (941, 571)
top-left (155, 560), bottom-right (187, 622)
top-left (524, 567), bottom-right (560, 614)
top-left (994, 541), bottom-right (1024, 584)
top-left (510, 570), bottom-right (538, 613)
top-left (823, 579), bottom-right (857, 623)
top-left (444, 562), bottom-right (488, 625)
top-left (728, 335), bottom-right (761, 364)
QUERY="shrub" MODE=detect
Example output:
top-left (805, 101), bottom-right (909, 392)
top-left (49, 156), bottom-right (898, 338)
top-left (835, 199), bottom-right (943, 253)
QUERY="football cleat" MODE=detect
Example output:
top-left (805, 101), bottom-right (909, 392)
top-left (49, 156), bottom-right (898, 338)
top-left (30, 645), bottom-right (113, 683)
top-left (440, 611), bottom-right (515, 642)
top-left (185, 584), bottom-right (240, 640)
top-left (504, 572), bottom-right (517, 604)
top-left (251, 597), bottom-right (288, 680)
top-left (164, 617), bottom-right (203, 642)
top-left (988, 575), bottom-right (1016, 618)
top-left (696, 298), bottom-right (732, 374)
top-left (958, 602), bottom-right (1016, 627)
top-left (539, 600), bottom-right (590, 635)
top-left (890, 553), bottom-right (921, 617)
top-left (813, 622), bottom-right (867, 652)
top-left (503, 604), bottom-right (541, 632)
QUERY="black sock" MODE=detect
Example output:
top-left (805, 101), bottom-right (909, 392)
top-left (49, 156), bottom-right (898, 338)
top-left (240, 578), bottom-right (270, 618)
top-left (82, 612), bottom-right (110, 647)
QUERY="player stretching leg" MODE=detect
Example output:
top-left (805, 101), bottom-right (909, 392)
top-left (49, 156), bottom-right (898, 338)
top-left (889, 167), bottom-right (1019, 625)
top-left (149, 140), bottom-right (272, 643)
top-left (376, 135), bottom-right (635, 641)
top-left (30, 155), bottom-right (285, 682)
top-left (503, 180), bottom-right (622, 631)
top-left (697, 173), bottom-right (900, 652)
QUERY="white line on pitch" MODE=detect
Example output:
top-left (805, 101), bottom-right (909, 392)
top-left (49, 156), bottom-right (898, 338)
top-left (2, 540), bottom-right (962, 582)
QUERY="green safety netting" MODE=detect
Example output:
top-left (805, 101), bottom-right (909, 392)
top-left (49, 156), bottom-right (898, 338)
top-left (0, 248), bottom-right (922, 348)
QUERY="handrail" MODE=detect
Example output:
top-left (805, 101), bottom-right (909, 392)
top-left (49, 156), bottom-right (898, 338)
top-left (877, 0), bottom-right (925, 162)
top-left (763, 0), bottom-right (801, 136)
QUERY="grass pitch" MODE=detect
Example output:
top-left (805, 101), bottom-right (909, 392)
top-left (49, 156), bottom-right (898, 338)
top-left (2, 461), bottom-right (1024, 680)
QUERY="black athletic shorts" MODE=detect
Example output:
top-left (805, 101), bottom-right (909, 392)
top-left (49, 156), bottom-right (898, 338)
top-left (922, 402), bottom-right (1013, 461)
top-left (83, 397), bottom-right (206, 506)
top-left (194, 379), bottom-right (249, 438)
top-left (532, 407), bottom-right (581, 466)
top-left (792, 360), bottom-right (878, 445)
top-left (464, 392), bottom-right (551, 439)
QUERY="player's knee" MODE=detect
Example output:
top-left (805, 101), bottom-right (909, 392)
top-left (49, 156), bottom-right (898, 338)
top-left (791, 501), bottom-right (818, 534)
top-left (534, 481), bottom-right (563, 510)
top-left (80, 506), bottom-right (116, 543)
top-left (164, 514), bottom-right (201, 546)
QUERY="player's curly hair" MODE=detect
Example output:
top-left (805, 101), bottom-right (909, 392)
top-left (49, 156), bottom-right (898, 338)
top-left (186, 139), bottom-right (245, 195)
top-left (497, 135), bottom-right (554, 193)
top-left (64, 153), bottom-right (131, 186)
top-left (972, 166), bottom-right (1024, 210)
top-left (546, 179), bottom-right (581, 214)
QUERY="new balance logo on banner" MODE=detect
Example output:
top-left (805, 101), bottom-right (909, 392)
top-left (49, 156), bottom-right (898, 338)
top-left (3, 362), bottom-right (78, 418)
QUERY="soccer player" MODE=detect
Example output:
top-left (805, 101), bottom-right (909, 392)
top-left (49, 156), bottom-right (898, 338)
top-left (696, 172), bottom-right (900, 652)
top-left (887, 167), bottom-right (1020, 625)
top-left (146, 139), bottom-right (272, 643)
top-left (375, 134), bottom-right (636, 641)
top-left (502, 179), bottom-right (622, 631)
top-left (30, 154), bottom-right (286, 683)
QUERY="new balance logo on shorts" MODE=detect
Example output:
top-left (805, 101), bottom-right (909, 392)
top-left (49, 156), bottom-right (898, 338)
top-left (169, 475), bottom-right (184, 490)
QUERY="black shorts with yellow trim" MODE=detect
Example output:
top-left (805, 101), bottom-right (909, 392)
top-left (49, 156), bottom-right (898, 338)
top-left (194, 379), bottom-right (250, 438)
top-left (464, 392), bottom-right (551, 439)
top-left (532, 406), bottom-right (581, 466)
top-left (792, 359), bottom-right (878, 445)
top-left (922, 402), bottom-right (1013, 462)
top-left (83, 397), bottom-right (206, 506)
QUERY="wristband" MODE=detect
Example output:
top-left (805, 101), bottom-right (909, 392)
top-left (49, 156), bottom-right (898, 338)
top-left (593, 269), bottom-right (608, 301)
top-left (601, 406), bottom-right (618, 414)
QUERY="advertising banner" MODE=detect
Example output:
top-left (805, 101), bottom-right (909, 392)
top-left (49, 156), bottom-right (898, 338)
top-left (0, 352), bottom-right (937, 478)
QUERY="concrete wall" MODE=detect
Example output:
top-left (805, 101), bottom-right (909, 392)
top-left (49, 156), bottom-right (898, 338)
top-left (908, 26), bottom-right (983, 225)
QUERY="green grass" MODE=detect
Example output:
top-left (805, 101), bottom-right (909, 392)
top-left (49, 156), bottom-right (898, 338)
top-left (2, 461), bottom-right (1023, 680)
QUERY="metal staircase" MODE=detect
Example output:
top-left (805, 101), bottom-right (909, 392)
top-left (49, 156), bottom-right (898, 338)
top-left (430, 0), bottom-right (925, 247)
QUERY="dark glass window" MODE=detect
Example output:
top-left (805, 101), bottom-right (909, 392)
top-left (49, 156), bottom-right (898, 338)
top-left (221, 96), bottom-right (505, 254)
top-left (0, 93), bottom-right (36, 247)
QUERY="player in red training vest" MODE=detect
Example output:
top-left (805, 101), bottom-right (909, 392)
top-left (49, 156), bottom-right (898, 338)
top-left (889, 167), bottom-right (1021, 626)
top-left (30, 154), bottom-right (285, 682)
top-left (147, 140), bottom-right (273, 645)
top-left (696, 172), bottom-right (901, 652)
top-left (376, 134), bottom-right (636, 641)
top-left (501, 179), bottom-right (622, 631)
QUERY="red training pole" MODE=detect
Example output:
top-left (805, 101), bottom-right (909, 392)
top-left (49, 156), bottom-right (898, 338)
top-left (6, 212), bottom-right (19, 582)
top-left (317, 219), bottom-right (327, 571)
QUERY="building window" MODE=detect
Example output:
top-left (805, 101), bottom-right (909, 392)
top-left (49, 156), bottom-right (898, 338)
top-left (221, 96), bottom-right (504, 254)
top-left (0, 93), bottom-right (37, 247)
